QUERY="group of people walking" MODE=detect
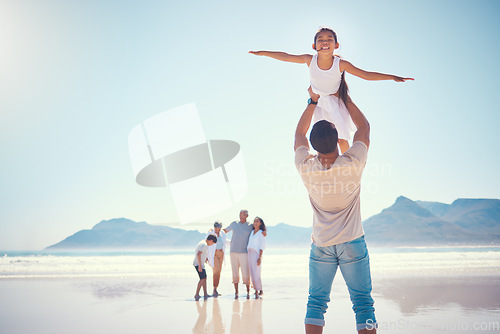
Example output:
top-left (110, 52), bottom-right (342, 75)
top-left (193, 210), bottom-right (266, 301)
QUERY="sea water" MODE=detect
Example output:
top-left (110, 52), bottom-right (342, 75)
top-left (1, 247), bottom-right (499, 279)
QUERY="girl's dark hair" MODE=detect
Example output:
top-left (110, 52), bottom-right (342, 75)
top-left (255, 217), bottom-right (266, 232)
top-left (314, 27), bottom-right (350, 106)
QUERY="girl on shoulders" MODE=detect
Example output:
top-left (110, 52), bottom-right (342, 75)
top-left (250, 27), bottom-right (413, 153)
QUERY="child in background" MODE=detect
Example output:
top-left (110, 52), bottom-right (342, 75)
top-left (193, 234), bottom-right (217, 301)
top-left (250, 27), bottom-right (413, 153)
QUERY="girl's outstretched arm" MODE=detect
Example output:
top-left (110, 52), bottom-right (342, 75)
top-left (340, 60), bottom-right (414, 82)
top-left (249, 51), bottom-right (312, 65)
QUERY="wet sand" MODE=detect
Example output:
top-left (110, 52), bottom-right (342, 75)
top-left (0, 274), bottom-right (499, 334)
top-left (1, 249), bottom-right (499, 333)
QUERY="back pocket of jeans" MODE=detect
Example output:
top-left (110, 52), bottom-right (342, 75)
top-left (345, 237), bottom-right (368, 260)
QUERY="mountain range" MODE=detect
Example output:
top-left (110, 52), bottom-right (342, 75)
top-left (46, 196), bottom-right (499, 250)
top-left (45, 219), bottom-right (313, 250)
top-left (363, 196), bottom-right (499, 246)
top-left (46, 219), bottom-right (204, 250)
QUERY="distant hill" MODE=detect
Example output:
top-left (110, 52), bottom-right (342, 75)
top-left (45, 218), bottom-right (312, 250)
top-left (364, 196), bottom-right (500, 246)
top-left (46, 197), bottom-right (500, 250)
top-left (266, 223), bottom-right (312, 247)
top-left (46, 218), bottom-right (205, 250)
top-left (417, 198), bottom-right (500, 234)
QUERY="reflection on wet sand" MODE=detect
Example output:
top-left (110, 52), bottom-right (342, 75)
top-left (193, 298), bottom-right (263, 334)
top-left (376, 275), bottom-right (500, 314)
top-left (193, 300), bottom-right (208, 333)
top-left (230, 298), bottom-right (263, 334)
top-left (80, 280), bottom-right (165, 299)
top-left (211, 297), bottom-right (225, 334)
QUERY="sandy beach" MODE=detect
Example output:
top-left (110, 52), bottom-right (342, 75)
top-left (1, 248), bottom-right (499, 334)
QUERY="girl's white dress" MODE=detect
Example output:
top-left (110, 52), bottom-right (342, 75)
top-left (309, 54), bottom-right (356, 141)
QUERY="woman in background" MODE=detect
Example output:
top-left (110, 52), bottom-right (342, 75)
top-left (247, 217), bottom-right (266, 297)
top-left (207, 221), bottom-right (226, 297)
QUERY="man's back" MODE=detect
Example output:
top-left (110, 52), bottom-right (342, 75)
top-left (295, 141), bottom-right (368, 247)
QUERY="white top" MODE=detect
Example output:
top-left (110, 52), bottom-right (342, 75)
top-left (247, 230), bottom-right (266, 252)
top-left (309, 54), bottom-right (342, 97)
top-left (206, 230), bottom-right (226, 250)
top-left (193, 240), bottom-right (209, 269)
top-left (294, 141), bottom-right (368, 247)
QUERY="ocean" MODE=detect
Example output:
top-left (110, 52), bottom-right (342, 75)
top-left (2, 246), bottom-right (499, 279)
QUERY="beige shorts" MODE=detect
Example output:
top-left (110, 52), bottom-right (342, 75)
top-left (230, 252), bottom-right (250, 285)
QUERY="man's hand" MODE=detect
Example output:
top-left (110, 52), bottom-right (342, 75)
top-left (344, 99), bottom-right (370, 149)
top-left (198, 266), bottom-right (202, 272)
top-left (308, 86), bottom-right (320, 102)
top-left (294, 86), bottom-right (318, 151)
top-left (257, 258), bottom-right (262, 266)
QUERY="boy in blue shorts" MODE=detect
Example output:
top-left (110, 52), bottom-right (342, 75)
top-left (194, 234), bottom-right (217, 300)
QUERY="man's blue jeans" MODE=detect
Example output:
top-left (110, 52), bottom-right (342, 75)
top-left (305, 235), bottom-right (377, 331)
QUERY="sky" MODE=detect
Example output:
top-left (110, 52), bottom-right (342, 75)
top-left (1, 0), bottom-right (499, 250)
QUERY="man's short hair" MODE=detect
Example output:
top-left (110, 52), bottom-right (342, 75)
top-left (310, 120), bottom-right (339, 154)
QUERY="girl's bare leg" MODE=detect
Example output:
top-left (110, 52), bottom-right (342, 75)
top-left (338, 139), bottom-right (349, 154)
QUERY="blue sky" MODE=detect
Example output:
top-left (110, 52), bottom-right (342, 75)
top-left (1, 0), bottom-right (499, 250)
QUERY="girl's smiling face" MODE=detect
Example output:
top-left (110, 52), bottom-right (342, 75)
top-left (313, 30), bottom-right (339, 54)
top-left (253, 218), bottom-right (261, 229)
